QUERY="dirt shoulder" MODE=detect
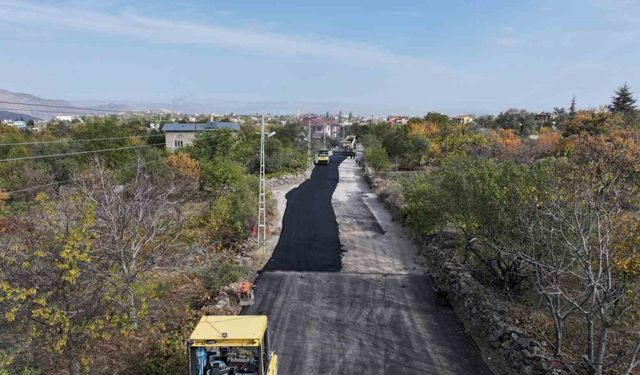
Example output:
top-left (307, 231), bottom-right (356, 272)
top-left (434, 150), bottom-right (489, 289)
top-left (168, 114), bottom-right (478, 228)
top-left (333, 156), bottom-right (427, 274)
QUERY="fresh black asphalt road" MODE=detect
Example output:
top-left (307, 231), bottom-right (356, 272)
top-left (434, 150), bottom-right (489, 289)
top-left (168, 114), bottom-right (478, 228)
top-left (247, 154), bottom-right (493, 374)
top-left (263, 154), bottom-right (346, 272)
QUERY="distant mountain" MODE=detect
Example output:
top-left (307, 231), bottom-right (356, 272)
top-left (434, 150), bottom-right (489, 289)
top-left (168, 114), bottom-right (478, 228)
top-left (86, 102), bottom-right (136, 112)
top-left (0, 110), bottom-right (41, 122)
top-left (0, 89), bottom-right (76, 120)
top-left (0, 88), bottom-right (417, 119)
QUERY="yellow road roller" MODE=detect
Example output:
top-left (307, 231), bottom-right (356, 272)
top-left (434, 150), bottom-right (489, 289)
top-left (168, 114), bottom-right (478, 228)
top-left (187, 315), bottom-right (278, 375)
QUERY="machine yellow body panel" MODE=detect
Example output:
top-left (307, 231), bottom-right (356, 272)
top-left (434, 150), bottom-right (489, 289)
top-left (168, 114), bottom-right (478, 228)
top-left (189, 315), bottom-right (267, 347)
top-left (188, 315), bottom-right (277, 375)
top-left (266, 354), bottom-right (278, 375)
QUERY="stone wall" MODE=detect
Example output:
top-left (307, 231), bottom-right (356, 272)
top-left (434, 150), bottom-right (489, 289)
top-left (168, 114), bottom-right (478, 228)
top-left (365, 168), bottom-right (563, 375)
top-left (265, 164), bottom-right (312, 188)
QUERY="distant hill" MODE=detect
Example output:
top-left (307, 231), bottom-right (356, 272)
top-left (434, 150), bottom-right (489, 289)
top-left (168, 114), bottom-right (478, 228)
top-left (0, 110), bottom-right (41, 122)
top-left (0, 89), bottom-right (74, 120)
top-left (91, 102), bottom-right (136, 112)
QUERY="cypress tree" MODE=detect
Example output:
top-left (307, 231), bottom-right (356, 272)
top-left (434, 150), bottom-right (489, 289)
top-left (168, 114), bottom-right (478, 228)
top-left (608, 83), bottom-right (637, 114)
top-left (569, 95), bottom-right (577, 118)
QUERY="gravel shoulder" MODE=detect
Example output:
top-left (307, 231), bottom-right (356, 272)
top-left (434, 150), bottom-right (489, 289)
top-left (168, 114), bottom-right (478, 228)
top-left (333, 156), bottom-right (427, 274)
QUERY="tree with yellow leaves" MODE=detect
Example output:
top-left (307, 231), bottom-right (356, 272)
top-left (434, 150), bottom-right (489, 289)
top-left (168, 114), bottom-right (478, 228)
top-left (166, 151), bottom-right (201, 182)
top-left (508, 130), bottom-right (640, 374)
top-left (0, 189), bottom-right (8, 215)
top-left (488, 128), bottom-right (522, 158)
top-left (531, 127), bottom-right (561, 157)
top-left (0, 193), bottom-right (134, 375)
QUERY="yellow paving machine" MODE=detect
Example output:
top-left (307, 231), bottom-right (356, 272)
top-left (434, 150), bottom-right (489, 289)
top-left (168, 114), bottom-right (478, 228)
top-left (314, 149), bottom-right (330, 165)
top-left (188, 315), bottom-right (278, 375)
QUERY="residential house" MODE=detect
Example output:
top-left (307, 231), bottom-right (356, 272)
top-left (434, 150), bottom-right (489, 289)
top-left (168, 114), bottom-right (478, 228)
top-left (451, 115), bottom-right (474, 125)
top-left (55, 115), bottom-right (78, 122)
top-left (162, 121), bottom-right (240, 151)
top-left (535, 112), bottom-right (554, 122)
top-left (387, 116), bottom-right (409, 125)
top-left (10, 120), bottom-right (27, 129)
top-left (299, 115), bottom-right (339, 140)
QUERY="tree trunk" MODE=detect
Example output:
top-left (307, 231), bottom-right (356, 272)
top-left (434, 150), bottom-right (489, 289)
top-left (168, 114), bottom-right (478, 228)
top-left (127, 260), bottom-right (138, 329)
top-left (68, 347), bottom-right (81, 375)
top-left (586, 314), bottom-right (594, 367)
top-left (553, 314), bottom-right (563, 356)
top-left (593, 315), bottom-right (608, 375)
top-left (128, 289), bottom-right (138, 329)
top-left (545, 292), bottom-right (564, 356)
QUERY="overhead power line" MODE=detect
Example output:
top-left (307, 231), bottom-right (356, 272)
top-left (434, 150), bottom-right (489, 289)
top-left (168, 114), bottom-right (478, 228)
top-left (0, 143), bottom-right (165, 163)
top-left (3, 142), bottom-right (218, 195)
top-left (0, 106), bottom-right (118, 115)
top-left (5, 159), bottom-right (165, 195)
top-left (0, 134), bottom-right (164, 147)
top-left (0, 100), bottom-right (148, 114)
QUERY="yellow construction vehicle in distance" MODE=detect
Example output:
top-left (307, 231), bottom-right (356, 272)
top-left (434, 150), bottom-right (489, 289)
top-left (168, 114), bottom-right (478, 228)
top-left (314, 149), bottom-right (330, 165)
top-left (187, 315), bottom-right (278, 375)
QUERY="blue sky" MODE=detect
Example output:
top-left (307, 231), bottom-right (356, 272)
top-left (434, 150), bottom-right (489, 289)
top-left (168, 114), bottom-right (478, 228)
top-left (0, 0), bottom-right (639, 115)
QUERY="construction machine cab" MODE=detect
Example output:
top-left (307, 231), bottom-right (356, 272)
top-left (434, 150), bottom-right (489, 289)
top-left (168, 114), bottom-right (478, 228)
top-left (315, 149), bottom-right (330, 165)
top-left (188, 315), bottom-right (278, 375)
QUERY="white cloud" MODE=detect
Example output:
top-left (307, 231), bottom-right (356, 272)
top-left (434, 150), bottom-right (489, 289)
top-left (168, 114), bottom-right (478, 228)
top-left (0, 0), bottom-right (438, 68)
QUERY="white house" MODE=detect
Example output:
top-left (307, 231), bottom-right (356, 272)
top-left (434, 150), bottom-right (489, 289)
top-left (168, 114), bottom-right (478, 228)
top-left (6, 120), bottom-right (27, 129)
top-left (162, 121), bottom-right (241, 151)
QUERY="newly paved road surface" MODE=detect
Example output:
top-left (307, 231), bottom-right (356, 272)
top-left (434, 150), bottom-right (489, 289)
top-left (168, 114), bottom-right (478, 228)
top-left (263, 155), bottom-right (346, 272)
top-left (247, 154), bottom-right (492, 374)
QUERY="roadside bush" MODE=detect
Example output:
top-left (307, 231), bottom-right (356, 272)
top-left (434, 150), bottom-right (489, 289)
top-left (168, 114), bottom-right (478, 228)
top-left (374, 178), bottom-right (404, 219)
top-left (265, 145), bottom-right (307, 175)
top-left (200, 159), bottom-right (246, 193)
top-left (201, 256), bottom-right (250, 293)
top-left (133, 330), bottom-right (187, 375)
top-left (401, 156), bottom-right (551, 291)
top-left (204, 175), bottom-right (258, 248)
top-left (364, 145), bottom-right (389, 172)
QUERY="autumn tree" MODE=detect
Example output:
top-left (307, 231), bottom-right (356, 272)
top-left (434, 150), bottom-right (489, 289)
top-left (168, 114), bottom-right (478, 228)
top-left (166, 151), bottom-right (201, 182)
top-left (507, 130), bottom-right (640, 374)
top-left (439, 124), bottom-right (488, 157)
top-left (423, 112), bottom-right (450, 126)
top-left (0, 189), bottom-right (8, 214)
top-left (488, 128), bottom-right (522, 158)
top-left (531, 127), bottom-right (561, 158)
top-left (0, 193), bottom-right (133, 374)
top-left (76, 159), bottom-right (184, 328)
top-left (561, 111), bottom-right (624, 137)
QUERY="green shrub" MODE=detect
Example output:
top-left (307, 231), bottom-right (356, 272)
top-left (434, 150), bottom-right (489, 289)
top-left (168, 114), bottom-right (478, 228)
top-left (133, 330), bottom-right (186, 375)
top-left (202, 256), bottom-right (249, 292)
top-left (364, 146), bottom-right (389, 172)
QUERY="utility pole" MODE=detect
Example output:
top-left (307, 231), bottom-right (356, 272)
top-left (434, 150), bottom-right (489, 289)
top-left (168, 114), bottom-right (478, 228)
top-left (257, 115), bottom-right (267, 247)
top-left (307, 121), bottom-right (311, 160)
top-left (323, 123), bottom-right (326, 148)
